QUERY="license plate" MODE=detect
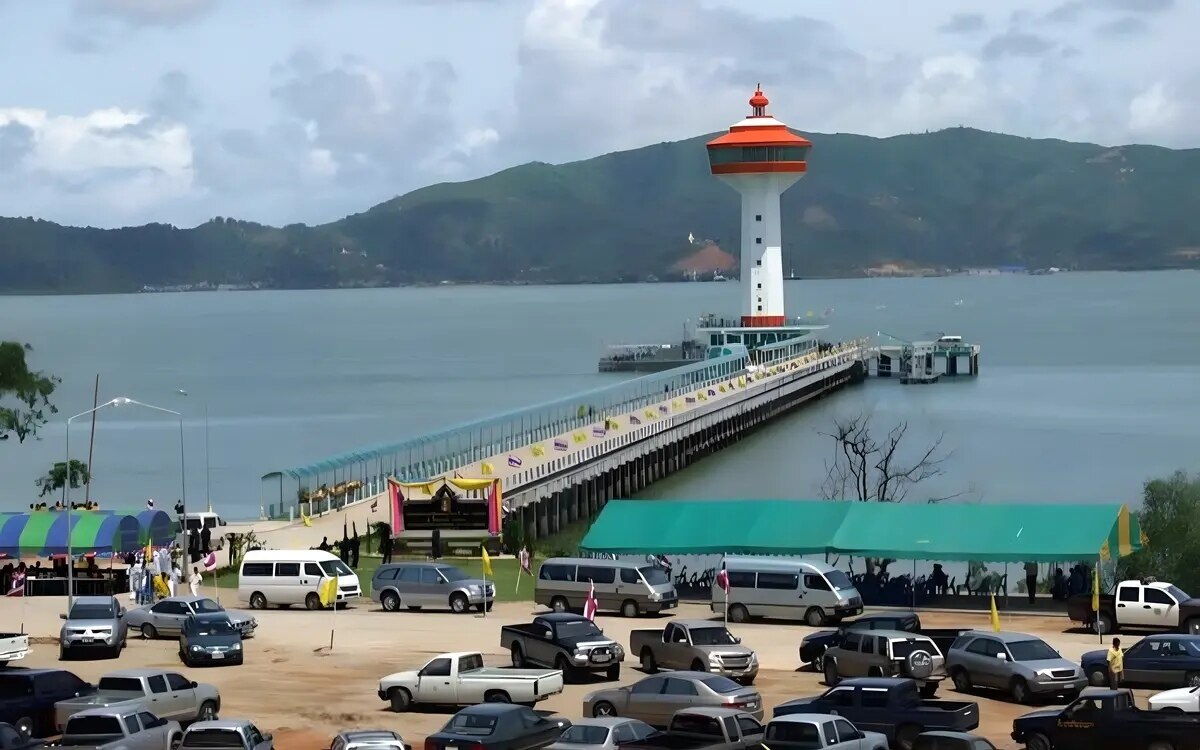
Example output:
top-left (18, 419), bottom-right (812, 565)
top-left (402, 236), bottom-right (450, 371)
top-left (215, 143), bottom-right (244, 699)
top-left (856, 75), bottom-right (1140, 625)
top-left (592, 654), bottom-right (610, 663)
top-left (81, 637), bottom-right (93, 644)
top-left (211, 652), bottom-right (224, 659)
top-left (664, 601), bottom-right (676, 608)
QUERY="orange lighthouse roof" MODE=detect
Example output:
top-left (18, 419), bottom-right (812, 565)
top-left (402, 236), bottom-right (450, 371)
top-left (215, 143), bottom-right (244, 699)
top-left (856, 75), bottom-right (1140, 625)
top-left (706, 85), bottom-right (812, 149)
top-left (707, 86), bottom-right (811, 175)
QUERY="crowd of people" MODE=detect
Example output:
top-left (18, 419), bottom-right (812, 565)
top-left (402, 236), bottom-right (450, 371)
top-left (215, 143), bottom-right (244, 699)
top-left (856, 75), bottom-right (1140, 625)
top-left (27, 500), bottom-right (101, 511)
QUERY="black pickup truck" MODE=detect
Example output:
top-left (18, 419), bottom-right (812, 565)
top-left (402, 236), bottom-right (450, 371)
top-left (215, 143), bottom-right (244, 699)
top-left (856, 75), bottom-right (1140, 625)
top-left (621, 707), bottom-right (763, 750)
top-left (501, 613), bottom-right (624, 681)
top-left (0, 670), bottom-right (94, 739)
top-left (799, 614), bottom-right (968, 672)
top-left (774, 678), bottom-right (979, 750)
top-left (1011, 688), bottom-right (1200, 750)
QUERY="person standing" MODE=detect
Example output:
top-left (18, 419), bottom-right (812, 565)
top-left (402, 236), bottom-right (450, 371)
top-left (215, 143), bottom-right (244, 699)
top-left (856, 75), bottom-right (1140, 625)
top-left (169, 562), bottom-right (181, 597)
top-left (350, 533), bottom-right (360, 569)
top-left (1108, 637), bottom-right (1124, 688)
top-left (189, 567), bottom-right (202, 597)
top-left (1024, 561), bottom-right (1039, 605)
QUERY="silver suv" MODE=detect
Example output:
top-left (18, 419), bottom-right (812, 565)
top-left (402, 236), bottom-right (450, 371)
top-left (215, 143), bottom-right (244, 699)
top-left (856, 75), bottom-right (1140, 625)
top-left (823, 629), bottom-right (946, 697)
top-left (370, 562), bottom-right (494, 614)
top-left (60, 596), bottom-right (127, 660)
top-left (945, 630), bottom-right (1087, 704)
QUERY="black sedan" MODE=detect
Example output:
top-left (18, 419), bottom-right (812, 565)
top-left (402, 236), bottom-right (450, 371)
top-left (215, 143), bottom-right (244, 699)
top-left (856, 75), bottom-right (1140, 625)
top-left (1082, 634), bottom-right (1200, 688)
top-left (179, 614), bottom-right (244, 667)
top-left (426, 704), bottom-right (570, 750)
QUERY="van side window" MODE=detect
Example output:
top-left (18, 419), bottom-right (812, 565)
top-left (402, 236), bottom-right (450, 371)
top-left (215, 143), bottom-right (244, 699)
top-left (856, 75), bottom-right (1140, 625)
top-left (620, 568), bottom-right (640, 584)
top-left (275, 563), bottom-right (300, 577)
top-left (727, 571), bottom-right (755, 588)
top-left (304, 563), bottom-right (323, 577)
top-left (540, 564), bottom-right (575, 582)
top-left (578, 565), bottom-right (616, 584)
top-left (241, 562), bottom-right (272, 577)
top-left (803, 574), bottom-right (831, 591)
top-left (756, 572), bottom-right (798, 590)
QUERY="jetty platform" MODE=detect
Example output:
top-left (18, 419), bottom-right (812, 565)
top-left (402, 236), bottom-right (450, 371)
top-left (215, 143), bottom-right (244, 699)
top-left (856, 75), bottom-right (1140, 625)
top-left (244, 337), bottom-right (869, 552)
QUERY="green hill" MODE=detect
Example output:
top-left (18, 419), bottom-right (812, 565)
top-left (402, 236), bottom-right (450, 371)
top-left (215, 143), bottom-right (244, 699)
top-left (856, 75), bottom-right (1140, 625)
top-left (2, 127), bottom-right (1199, 293)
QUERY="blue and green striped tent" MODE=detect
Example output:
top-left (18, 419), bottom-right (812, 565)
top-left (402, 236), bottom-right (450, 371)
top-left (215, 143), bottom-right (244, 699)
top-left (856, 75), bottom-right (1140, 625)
top-left (0, 509), bottom-right (172, 557)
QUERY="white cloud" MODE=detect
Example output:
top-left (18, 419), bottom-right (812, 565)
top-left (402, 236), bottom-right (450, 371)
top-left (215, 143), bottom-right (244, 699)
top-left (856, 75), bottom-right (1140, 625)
top-left (1128, 82), bottom-right (1178, 137)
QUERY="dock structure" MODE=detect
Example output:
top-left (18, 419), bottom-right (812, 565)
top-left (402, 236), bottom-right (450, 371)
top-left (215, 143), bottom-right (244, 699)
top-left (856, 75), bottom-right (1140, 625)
top-left (252, 337), bottom-right (869, 552)
top-left (868, 334), bottom-right (981, 383)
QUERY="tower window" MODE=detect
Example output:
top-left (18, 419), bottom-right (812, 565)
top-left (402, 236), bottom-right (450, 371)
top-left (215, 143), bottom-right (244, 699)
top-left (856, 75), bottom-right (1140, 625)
top-left (755, 237), bottom-right (762, 245)
top-left (757, 305), bottom-right (763, 312)
top-left (756, 283), bottom-right (761, 289)
top-left (756, 260), bottom-right (762, 266)
top-left (755, 214), bottom-right (762, 222)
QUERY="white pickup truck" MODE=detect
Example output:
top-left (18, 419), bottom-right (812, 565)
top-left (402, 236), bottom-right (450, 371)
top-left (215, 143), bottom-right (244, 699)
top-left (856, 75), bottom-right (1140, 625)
top-left (378, 651), bottom-right (564, 712)
top-left (0, 633), bottom-right (30, 667)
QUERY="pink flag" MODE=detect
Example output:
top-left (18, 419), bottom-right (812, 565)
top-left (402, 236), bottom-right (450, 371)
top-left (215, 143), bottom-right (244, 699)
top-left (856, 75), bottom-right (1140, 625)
top-left (715, 562), bottom-right (730, 594)
top-left (203, 551), bottom-right (218, 572)
top-left (583, 579), bottom-right (598, 621)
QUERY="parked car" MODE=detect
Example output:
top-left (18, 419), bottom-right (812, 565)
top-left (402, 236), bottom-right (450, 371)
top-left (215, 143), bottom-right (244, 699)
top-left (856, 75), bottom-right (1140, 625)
top-left (371, 562), bottom-right (495, 614)
top-left (58, 597), bottom-right (127, 660)
top-left (378, 651), bottom-right (564, 712)
top-left (712, 556), bottom-right (863, 626)
top-left (1011, 688), bottom-right (1200, 750)
top-left (630, 621), bottom-right (757, 685)
top-left (536, 558), bottom-right (677, 617)
top-left (0, 634), bottom-right (30, 668)
top-left (424, 704), bottom-right (569, 750)
top-left (798, 614), bottom-right (966, 673)
top-left (124, 596), bottom-right (257, 639)
top-left (51, 707), bottom-right (180, 750)
top-left (583, 673), bottom-right (763, 727)
top-left (1148, 685), bottom-right (1200, 712)
top-left (331, 730), bottom-right (411, 750)
top-left (179, 615), bottom-right (243, 667)
top-left (1081, 634), bottom-right (1200, 688)
top-left (945, 630), bottom-right (1086, 703)
top-left (764, 714), bottom-right (887, 750)
top-left (0, 669), bottom-right (94, 738)
top-left (179, 720), bottom-right (272, 750)
top-left (1067, 578), bottom-right (1200, 635)
top-left (823, 631), bottom-right (947, 697)
top-left (912, 732), bottom-right (996, 750)
top-left (548, 718), bottom-right (657, 750)
top-left (53, 669), bottom-right (220, 731)
top-left (774, 678), bottom-right (980, 750)
top-left (0, 723), bottom-right (43, 750)
top-left (620, 708), bottom-right (763, 750)
top-left (502, 614), bottom-right (624, 681)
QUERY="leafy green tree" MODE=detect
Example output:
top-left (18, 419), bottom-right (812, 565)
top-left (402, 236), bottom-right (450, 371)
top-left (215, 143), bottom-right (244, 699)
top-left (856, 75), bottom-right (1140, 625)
top-left (35, 459), bottom-right (90, 498)
top-left (0, 341), bottom-right (60, 443)
top-left (1121, 471), bottom-right (1200, 593)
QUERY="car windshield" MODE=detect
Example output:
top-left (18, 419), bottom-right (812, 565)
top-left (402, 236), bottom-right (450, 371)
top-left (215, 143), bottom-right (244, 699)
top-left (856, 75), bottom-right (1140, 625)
top-left (689, 627), bottom-right (737, 646)
top-left (437, 566), bottom-right (470, 582)
top-left (1007, 639), bottom-right (1059, 661)
top-left (558, 621), bottom-right (603, 639)
top-left (825, 570), bottom-right (855, 591)
top-left (1169, 585), bottom-right (1191, 602)
top-left (69, 605), bottom-right (115, 619)
top-left (181, 729), bottom-right (247, 749)
top-left (320, 559), bottom-right (353, 577)
top-left (638, 567), bottom-right (670, 586)
top-left (446, 714), bottom-right (497, 736)
top-left (191, 619), bottom-right (237, 636)
top-left (97, 677), bottom-right (143, 693)
top-left (699, 675), bottom-right (744, 694)
top-left (557, 726), bottom-right (610, 745)
top-left (192, 599), bottom-right (223, 614)
top-left (891, 639), bottom-right (936, 658)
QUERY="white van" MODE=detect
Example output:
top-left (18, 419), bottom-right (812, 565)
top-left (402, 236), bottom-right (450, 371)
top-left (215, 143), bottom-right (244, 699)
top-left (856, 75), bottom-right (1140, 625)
top-left (238, 549), bottom-right (362, 610)
top-left (711, 556), bottom-right (862, 626)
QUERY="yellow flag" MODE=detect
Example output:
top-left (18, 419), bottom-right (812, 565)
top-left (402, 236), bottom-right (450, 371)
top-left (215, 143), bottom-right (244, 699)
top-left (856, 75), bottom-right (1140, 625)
top-left (989, 594), bottom-right (1001, 632)
top-left (318, 577), bottom-right (337, 608)
top-left (1092, 567), bottom-right (1100, 613)
top-left (481, 545), bottom-right (493, 578)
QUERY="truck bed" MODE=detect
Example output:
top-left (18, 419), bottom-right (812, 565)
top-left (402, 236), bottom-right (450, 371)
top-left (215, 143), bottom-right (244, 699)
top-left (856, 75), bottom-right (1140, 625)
top-left (622, 733), bottom-right (723, 750)
top-left (460, 667), bottom-right (560, 681)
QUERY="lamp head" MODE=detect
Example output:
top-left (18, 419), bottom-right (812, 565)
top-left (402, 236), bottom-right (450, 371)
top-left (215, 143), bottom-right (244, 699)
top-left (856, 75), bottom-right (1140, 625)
top-left (113, 397), bottom-right (132, 406)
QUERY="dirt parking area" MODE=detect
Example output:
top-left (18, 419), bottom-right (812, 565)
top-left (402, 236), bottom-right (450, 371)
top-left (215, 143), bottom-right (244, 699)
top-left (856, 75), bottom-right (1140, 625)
top-left (4, 598), bottom-right (1149, 750)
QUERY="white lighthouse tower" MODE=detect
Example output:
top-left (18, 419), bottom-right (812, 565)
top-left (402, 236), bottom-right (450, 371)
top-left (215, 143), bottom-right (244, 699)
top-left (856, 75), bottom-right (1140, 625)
top-left (706, 86), bottom-right (811, 328)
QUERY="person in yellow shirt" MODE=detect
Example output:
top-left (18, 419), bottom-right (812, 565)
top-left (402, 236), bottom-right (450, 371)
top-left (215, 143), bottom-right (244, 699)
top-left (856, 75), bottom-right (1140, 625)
top-left (1107, 637), bottom-right (1124, 688)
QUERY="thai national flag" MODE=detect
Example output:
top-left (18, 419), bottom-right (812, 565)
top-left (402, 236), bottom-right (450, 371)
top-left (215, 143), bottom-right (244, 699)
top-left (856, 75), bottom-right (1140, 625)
top-left (583, 579), bottom-right (598, 621)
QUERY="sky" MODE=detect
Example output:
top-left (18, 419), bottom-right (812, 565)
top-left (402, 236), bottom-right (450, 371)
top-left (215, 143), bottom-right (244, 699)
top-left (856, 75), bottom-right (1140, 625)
top-left (0, 0), bottom-right (1197, 229)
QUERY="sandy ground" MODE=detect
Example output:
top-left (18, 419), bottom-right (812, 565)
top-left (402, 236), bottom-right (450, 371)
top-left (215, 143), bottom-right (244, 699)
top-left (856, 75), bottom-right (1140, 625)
top-left (2, 598), bottom-right (1140, 750)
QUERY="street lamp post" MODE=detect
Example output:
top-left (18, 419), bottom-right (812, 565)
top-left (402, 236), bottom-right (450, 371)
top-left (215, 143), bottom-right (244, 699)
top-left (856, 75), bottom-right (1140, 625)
top-left (176, 390), bottom-right (210, 512)
top-left (64, 397), bottom-right (185, 608)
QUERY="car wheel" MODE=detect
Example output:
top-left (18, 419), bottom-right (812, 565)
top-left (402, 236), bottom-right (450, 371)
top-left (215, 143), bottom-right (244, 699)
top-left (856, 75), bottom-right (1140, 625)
top-left (811, 648), bottom-right (825, 674)
top-left (823, 659), bottom-right (840, 687)
top-left (198, 700), bottom-right (218, 721)
top-left (919, 682), bottom-right (939, 699)
top-left (484, 690), bottom-right (511, 703)
top-left (449, 593), bottom-right (469, 614)
top-left (691, 659), bottom-right (706, 672)
top-left (951, 669), bottom-right (972, 693)
top-left (894, 724), bottom-right (921, 750)
top-left (14, 716), bottom-right (32, 739)
top-left (804, 607), bottom-right (825, 627)
top-left (380, 591), bottom-right (400, 612)
top-left (621, 600), bottom-right (639, 618)
top-left (1011, 677), bottom-right (1031, 704)
top-left (305, 592), bottom-right (323, 610)
top-left (511, 644), bottom-right (526, 668)
top-left (169, 734), bottom-right (181, 750)
top-left (550, 596), bottom-right (569, 613)
top-left (606, 664), bottom-right (620, 681)
top-left (389, 688), bottom-right (412, 712)
top-left (555, 655), bottom-right (575, 683)
top-left (729, 604), bottom-right (749, 624)
top-left (592, 701), bottom-right (616, 718)
top-left (640, 648), bottom-right (658, 674)
top-left (58, 646), bottom-right (69, 661)
top-left (1088, 668), bottom-right (1108, 687)
top-left (142, 623), bottom-right (157, 640)
top-left (739, 675), bottom-right (755, 686)
top-left (249, 592), bottom-right (267, 610)
top-left (1025, 732), bottom-right (1051, 750)
top-left (1187, 671), bottom-right (1200, 688)
top-left (1096, 611), bottom-right (1115, 635)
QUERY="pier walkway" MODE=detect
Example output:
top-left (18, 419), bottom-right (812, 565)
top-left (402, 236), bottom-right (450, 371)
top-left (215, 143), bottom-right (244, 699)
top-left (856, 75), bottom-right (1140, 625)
top-left (247, 338), bottom-right (868, 550)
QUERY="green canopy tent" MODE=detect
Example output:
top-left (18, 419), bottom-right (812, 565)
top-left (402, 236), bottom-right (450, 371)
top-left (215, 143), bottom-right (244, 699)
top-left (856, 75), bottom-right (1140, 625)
top-left (0, 511), bottom-right (146, 557)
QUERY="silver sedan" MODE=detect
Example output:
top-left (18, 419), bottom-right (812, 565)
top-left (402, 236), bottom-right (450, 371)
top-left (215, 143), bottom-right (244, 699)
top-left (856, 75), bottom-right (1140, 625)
top-left (125, 596), bottom-right (258, 639)
top-left (549, 718), bottom-right (658, 750)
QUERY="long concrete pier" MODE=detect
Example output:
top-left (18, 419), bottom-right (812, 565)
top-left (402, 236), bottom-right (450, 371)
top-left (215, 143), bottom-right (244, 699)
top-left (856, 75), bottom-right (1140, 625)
top-left (246, 338), bottom-right (868, 551)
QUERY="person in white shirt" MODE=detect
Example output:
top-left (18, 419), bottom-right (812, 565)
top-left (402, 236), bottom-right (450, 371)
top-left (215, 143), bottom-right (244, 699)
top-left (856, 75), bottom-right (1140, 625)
top-left (168, 564), bottom-right (181, 597)
top-left (189, 567), bottom-right (202, 597)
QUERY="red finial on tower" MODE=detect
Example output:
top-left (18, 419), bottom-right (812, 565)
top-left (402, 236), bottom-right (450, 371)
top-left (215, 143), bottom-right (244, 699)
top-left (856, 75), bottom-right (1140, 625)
top-left (749, 85), bottom-right (768, 116)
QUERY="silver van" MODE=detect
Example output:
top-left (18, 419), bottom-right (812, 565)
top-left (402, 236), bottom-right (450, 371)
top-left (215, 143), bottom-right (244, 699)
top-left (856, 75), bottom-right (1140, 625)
top-left (370, 562), bottom-right (495, 614)
top-left (711, 556), bottom-right (863, 626)
top-left (536, 557), bottom-right (678, 617)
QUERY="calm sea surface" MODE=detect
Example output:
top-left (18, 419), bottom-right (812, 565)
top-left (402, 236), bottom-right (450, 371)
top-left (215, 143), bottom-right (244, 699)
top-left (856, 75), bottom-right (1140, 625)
top-left (2, 271), bottom-right (1198, 519)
